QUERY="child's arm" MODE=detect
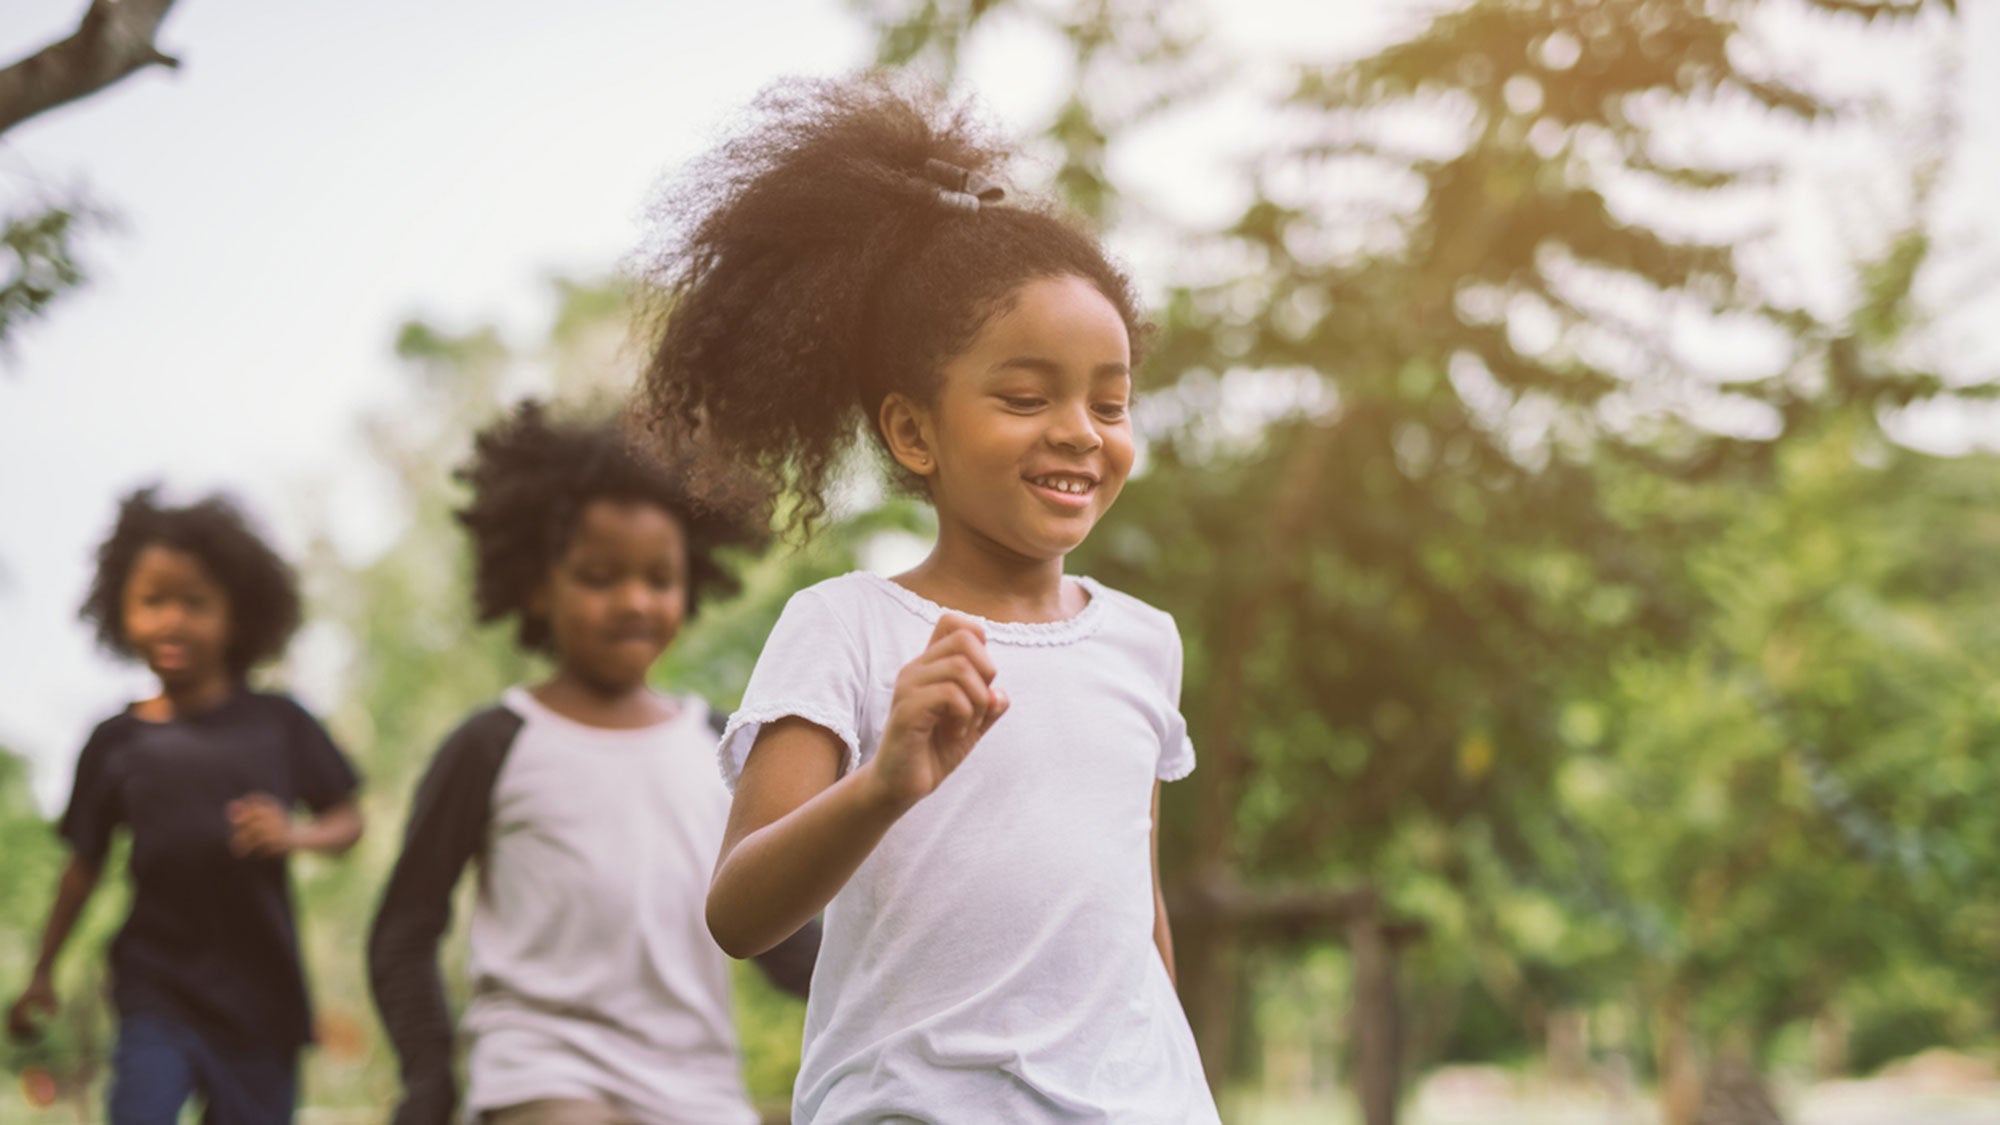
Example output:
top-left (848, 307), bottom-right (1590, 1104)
top-left (228, 795), bottom-right (363, 857)
top-left (708, 614), bottom-right (1008, 959)
top-left (7, 856), bottom-right (100, 1042)
top-left (368, 710), bottom-right (517, 1125)
top-left (1149, 782), bottom-right (1177, 987)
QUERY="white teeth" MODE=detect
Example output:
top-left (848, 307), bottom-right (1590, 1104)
top-left (1034, 476), bottom-right (1092, 495)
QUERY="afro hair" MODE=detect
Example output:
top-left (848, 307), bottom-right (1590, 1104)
top-left (455, 398), bottom-right (767, 653)
top-left (80, 486), bottom-right (303, 679)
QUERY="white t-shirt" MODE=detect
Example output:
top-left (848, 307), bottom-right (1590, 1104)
top-left (721, 572), bottom-right (1220, 1124)
top-left (463, 687), bottom-right (759, 1125)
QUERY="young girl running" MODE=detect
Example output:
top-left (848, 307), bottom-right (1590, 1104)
top-left (367, 401), bottom-right (818, 1125)
top-left (6, 487), bottom-right (363, 1124)
top-left (635, 77), bottom-right (1221, 1122)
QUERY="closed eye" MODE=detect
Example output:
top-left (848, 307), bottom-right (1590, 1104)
top-left (1093, 402), bottom-right (1129, 421)
top-left (999, 396), bottom-right (1046, 411)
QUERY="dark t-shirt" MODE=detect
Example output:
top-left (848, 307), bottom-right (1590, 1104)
top-left (58, 688), bottom-right (360, 1047)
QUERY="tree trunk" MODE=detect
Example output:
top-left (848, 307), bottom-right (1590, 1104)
top-left (1809, 1012), bottom-right (1848, 1081)
top-left (1177, 895), bottom-right (1240, 1094)
top-left (1696, 1050), bottom-right (1786, 1125)
top-left (1180, 423), bottom-right (1338, 1093)
top-left (1349, 913), bottom-right (1401, 1125)
top-left (1546, 1007), bottom-right (1592, 1086)
top-left (1654, 988), bottom-right (1703, 1125)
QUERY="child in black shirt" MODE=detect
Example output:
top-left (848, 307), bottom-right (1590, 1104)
top-left (6, 487), bottom-right (363, 1124)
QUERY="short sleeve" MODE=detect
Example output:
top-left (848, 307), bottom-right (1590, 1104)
top-left (282, 698), bottom-right (362, 812)
top-left (718, 586), bottom-right (867, 791)
top-left (1157, 617), bottom-right (1196, 782)
top-left (57, 723), bottom-right (121, 866)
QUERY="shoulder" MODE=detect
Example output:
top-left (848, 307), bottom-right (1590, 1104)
top-left (443, 700), bottom-right (530, 757)
top-left (769, 571), bottom-right (891, 641)
top-left (792, 571), bottom-right (880, 614)
top-left (680, 695), bottom-right (727, 739)
top-left (241, 690), bottom-right (329, 728)
top-left (647, 691), bottom-right (725, 739)
top-left (407, 702), bottom-right (528, 793)
top-left (1081, 579), bottom-right (1181, 639)
top-left (85, 708), bottom-right (137, 743)
top-left (76, 709), bottom-right (138, 760)
top-left (241, 691), bottom-right (350, 749)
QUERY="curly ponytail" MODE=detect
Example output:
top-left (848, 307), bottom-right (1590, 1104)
top-left (632, 73), bottom-right (1146, 531)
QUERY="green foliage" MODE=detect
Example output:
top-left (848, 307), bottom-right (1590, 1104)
top-left (854, 0), bottom-right (1998, 1103)
top-left (0, 193), bottom-right (109, 357)
top-left (13, 3), bottom-right (1991, 1116)
top-left (0, 746), bottom-right (128, 1116)
top-left (1551, 417), bottom-right (2000, 1043)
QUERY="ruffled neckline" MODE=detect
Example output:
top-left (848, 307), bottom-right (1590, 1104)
top-left (857, 571), bottom-right (1110, 647)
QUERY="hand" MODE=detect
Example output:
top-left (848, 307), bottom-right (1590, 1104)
top-left (867, 613), bottom-right (1010, 808)
top-left (8, 974), bottom-right (55, 1043)
top-left (228, 793), bottom-right (295, 857)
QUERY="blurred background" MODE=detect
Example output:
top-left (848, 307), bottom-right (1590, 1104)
top-left (3, 0), bottom-right (1997, 1122)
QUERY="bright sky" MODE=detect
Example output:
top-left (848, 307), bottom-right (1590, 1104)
top-left (0, 0), bottom-right (1993, 811)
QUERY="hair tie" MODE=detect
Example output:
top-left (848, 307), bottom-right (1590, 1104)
top-left (923, 158), bottom-right (1005, 213)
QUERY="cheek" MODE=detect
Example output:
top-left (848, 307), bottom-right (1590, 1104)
top-left (659, 587), bottom-right (689, 621)
top-left (545, 584), bottom-right (601, 631)
top-left (1105, 430), bottom-right (1138, 480)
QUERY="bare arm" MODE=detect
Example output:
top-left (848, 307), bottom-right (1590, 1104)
top-left (291, 799), bottom-right (363, 855)
top-left (708, 614), bottom-right (1008, 959)
top-left (1150, 782), bottom-right (1176, 987)
top-left (228, 795), bottom-right (363, 857)
top-left (7, 855), bottom-right (101, 1041)
top-left (707, 721), bottom-right (906, 958)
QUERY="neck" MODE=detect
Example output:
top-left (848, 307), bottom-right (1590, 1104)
top-left (532, 669), bottom-right (674, 730)
top-left (898, 523), bottom-right (1075, 624)
top-left (155, 672), bottom-right (235, 719)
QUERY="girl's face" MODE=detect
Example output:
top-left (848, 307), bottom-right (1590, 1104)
top-left (122, 544), bottom-right (232, 690)
top-left (900, 274), bottom-right (1135, 564)
top-left (534, 498), bottom-right (688, 694)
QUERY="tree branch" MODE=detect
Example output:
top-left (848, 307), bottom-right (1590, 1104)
top-left (0, 0), bottom-right (182, 138)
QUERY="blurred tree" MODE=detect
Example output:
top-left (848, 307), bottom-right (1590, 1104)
top-left (0, 0), bottom-right (183, 136)
top-left (0, 0), bottom-right (182, 356)
top-left (1, 193), bottom-right (107, 355)
top-left (852, 0), bottom-right (1989, 1118)
top-left (1534, 220), bottom-right (2000, 1120)
top-left (1, 745), bottom-right (124, 1121)
top-left (1480, 447), bottom-right (2000, 1120)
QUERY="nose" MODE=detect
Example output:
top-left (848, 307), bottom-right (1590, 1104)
top-left (1048, 400), bottom-right (1102, 455)
top-left (614, 578), bottom-right (652, 614)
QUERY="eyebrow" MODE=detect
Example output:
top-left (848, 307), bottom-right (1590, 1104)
top-left (988, 356), bottom-right (1131, 379)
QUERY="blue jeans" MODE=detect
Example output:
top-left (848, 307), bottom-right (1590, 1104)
top-left (108, 1013), bottom-right (297, 1125)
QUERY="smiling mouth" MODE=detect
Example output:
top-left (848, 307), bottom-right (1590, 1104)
top-left (1028, 473), bottom-right (1097, 496)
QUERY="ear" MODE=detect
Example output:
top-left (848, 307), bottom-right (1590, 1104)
top-left (879, 392), bottom-right (938, 479)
